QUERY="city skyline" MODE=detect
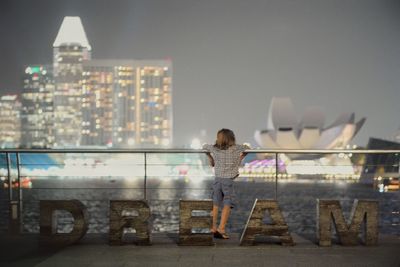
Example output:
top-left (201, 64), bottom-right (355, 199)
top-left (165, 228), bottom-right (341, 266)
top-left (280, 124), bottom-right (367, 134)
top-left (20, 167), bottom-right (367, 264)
top-left (1, 0), bottom-right (400, 147)
top-left (0, 15), bottom-right (173, 148)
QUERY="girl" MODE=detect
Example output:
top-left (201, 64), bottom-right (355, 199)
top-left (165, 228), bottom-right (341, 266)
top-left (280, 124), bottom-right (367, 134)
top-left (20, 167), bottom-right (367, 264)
top-left (203, 128), bottom-right (250, 239)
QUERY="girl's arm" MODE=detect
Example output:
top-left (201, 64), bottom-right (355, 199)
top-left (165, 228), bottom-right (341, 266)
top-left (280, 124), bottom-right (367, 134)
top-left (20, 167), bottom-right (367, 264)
top-left (239, 144), bottom-right (250, 161)
top-left (206, 153), bottom-right (215, 167)
top-left (202, 144), bottom-right (215, 167)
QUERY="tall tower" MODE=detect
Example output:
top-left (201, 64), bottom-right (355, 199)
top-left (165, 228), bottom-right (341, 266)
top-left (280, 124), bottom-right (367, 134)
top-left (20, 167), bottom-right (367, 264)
top-left (0, 95), bottom-right (21, 148)
top-left (112, 62), bottom-right (137, 147)
top-left (53, 16), bottom-right (91, 147)
top-left (80, 59), bottom-right (173, 148)
top-left (132, 60), bottom-right (173, 147)
top-left (21, 65), bottom-right (55, 148)
top-left (81, 60), bottom-right (138, 148)
top-left (111, 60), bottom-right (173, 148)
top-left (81, 60), bottom-right (114, 147)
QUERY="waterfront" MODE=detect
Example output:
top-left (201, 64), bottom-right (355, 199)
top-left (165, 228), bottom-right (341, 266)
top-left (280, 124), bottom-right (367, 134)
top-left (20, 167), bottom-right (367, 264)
top-left (1, 178), bottom-right (398, 236)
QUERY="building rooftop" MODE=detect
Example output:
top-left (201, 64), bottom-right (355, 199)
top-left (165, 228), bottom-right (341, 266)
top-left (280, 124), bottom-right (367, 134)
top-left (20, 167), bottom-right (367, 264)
top-left (53, 16), bottom-right (91, 50)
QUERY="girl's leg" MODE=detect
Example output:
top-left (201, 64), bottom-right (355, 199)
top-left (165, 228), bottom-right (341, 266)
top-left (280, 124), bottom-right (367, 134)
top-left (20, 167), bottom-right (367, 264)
top-left (218, 205), bottom-right (231, 233)
top-left (218, 178), bottom-right (234, 235)
top-left (211, 205), bottom-right (219, 232)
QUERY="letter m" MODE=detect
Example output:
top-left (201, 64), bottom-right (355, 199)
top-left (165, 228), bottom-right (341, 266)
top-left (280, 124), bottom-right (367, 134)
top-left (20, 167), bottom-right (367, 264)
top-left (317, 199), bottom-right (378, 246)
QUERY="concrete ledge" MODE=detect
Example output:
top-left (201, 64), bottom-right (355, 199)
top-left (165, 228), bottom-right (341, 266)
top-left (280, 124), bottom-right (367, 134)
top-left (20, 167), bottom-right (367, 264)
top-left (1, 233), bottom-right (399, 267)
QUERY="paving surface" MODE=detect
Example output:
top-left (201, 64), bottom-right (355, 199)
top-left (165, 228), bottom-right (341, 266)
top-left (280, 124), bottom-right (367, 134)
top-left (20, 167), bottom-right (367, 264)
top-left (1, 233), bottom-right (399, 267)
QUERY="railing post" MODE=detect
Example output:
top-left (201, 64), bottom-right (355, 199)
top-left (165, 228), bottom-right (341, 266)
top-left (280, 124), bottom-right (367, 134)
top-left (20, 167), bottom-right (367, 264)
top-left (16, 152), bottom-right (22, 233)
top-left (7, 152), bottom-right (19, 234)
top-left (144, 152), bottom-right (147, 200)
top-left (6, 152), bottom-right (12, 203)
top-left (275, 152), bottom-right (278, 200)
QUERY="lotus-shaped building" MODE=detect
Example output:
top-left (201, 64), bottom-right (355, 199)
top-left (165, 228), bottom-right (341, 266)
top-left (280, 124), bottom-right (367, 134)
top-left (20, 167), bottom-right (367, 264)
top-left (254, 97), bottom-right (366, 149)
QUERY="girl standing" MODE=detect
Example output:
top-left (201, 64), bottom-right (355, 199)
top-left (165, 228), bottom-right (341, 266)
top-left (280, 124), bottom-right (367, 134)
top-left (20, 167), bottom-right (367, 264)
top-left (203, 128), bottom-right (250, 239)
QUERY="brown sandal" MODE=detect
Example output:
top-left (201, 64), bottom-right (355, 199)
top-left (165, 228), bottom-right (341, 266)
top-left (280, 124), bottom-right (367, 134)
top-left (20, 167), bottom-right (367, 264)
top-left (214, 231), bottom-right (229, 239)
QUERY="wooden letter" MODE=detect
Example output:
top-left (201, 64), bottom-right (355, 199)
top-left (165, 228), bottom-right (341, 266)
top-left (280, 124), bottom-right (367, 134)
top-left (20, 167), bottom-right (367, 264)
top-left (240, 199), bottom-right (294, 246)
top-left (179, 200), bottom-right (213, 246)
top-left (317, 199), bottom-right (378, 246)
top-left (109, 200), bottom-right (151, 245)
top-left (40, 200), bottom-right (88, 245)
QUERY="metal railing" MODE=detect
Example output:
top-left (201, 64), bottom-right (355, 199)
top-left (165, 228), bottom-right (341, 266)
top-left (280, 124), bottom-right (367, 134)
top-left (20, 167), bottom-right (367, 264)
top-left (3, 147), bottom-right (399, 196)
top-left (0, 148), bottom-right (399, 234)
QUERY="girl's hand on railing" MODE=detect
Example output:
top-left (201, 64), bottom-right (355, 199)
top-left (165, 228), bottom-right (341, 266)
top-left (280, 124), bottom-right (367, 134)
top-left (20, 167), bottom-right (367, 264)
top-left (240, 153), bottom-right (248, 161)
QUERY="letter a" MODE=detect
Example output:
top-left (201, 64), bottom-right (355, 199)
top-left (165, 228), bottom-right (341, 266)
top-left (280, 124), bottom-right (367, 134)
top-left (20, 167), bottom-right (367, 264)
top-left (240, 199), bottom-right (294, 246)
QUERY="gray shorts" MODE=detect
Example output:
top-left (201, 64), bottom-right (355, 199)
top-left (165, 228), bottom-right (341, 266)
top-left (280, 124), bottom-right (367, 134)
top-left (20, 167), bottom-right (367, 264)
top-left (212, 177), bottom-right (236, 208)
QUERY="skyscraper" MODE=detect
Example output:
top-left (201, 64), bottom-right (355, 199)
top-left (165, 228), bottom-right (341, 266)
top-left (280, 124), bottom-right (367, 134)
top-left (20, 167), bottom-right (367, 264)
top-left (81, 59), bottom-right (173, 148)
top-left (111, 61), bottom-right (137, 147)
top-left (20, 65), bottom-right (55, 148)
top-left (81, 61), bottom-right (114, 146)
top-left (0, 95), bottom-right (21, 148)
top-left (53, 16), bottom-right (91, 147)
top-left (132, 60), bottom-right (173, 147)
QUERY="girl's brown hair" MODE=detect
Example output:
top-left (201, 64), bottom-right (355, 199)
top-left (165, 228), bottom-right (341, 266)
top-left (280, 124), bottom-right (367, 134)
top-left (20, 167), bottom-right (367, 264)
top-left (214, 128), bottom-right (236, 149)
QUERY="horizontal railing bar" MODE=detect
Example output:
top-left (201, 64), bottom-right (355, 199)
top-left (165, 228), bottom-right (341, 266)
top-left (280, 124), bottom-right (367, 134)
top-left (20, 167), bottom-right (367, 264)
top-left (0, 149), bottom-right (205, 153)
top-left (20, 187), bottom-right (213, 190)
top-left (9, 163), bottom-right (400, 167)
top-left (0, 148), bottom-right (399, 154)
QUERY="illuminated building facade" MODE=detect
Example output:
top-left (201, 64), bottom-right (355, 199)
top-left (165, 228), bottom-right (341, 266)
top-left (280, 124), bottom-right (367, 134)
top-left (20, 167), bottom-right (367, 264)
top-left (0, 95), bottom-right (21, 148)
top-left (21, 65), bottom-right (55, 148)
top-left (81, 62), bottom-right (114, 146)
top-left (81, 60), bottom-right (173, 148)
top-left (53, 16), bottom-right (91, 147)
top-left (133, 60), bottom-right (173, 147)
top-left (112, 62), bottom-right (136, 147)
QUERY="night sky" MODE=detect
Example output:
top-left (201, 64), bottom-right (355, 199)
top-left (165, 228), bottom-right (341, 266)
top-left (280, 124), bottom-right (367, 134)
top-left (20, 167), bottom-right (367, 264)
top-left (1, 0), bottom-right (399, 147)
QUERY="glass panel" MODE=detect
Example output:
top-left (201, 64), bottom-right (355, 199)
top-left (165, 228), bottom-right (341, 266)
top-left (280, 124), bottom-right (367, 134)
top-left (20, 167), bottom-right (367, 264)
top-left (146, 153), bottom-right (213, 232)
top-left (20, 152), bottom-right (145, 233)
top-left (3, 151), bottom-right (396, 236)
top-left (0, 153), bottom-right (9, 231)
top-left (277, 153), bottom-right (400, 237)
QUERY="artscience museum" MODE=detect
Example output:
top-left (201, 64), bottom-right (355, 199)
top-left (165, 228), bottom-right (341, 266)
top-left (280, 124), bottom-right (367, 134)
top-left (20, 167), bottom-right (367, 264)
top-left (254, 97), bottom-right (365, 150)
top-left (240, 97), bottom-right (367, 180)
